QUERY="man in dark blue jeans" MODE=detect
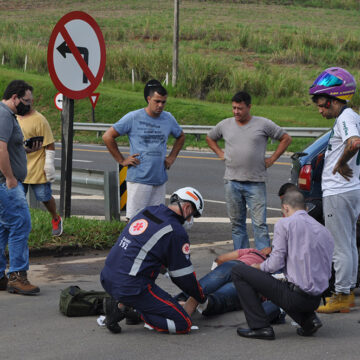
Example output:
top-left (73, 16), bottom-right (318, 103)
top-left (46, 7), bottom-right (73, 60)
top-left (0, 80), bottom-right (40, 295)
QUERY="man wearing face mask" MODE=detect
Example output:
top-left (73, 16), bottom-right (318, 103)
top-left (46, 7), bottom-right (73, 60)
top-left (17, 96), bottom-right (62, 237)
top-left (0, 80), bottom-right (40, 295)
top-left (100, 187), bottom-right (206, 334)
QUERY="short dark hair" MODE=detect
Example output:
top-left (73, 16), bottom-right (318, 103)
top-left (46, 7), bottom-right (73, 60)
top-left (278, 183), bottom-right (298, 197)
top-left (144, 79), bottom-right (167, 103)
top-left (231, 91), bottom-right (251, 106)
top-left (311, 94), bottom-right (346, 105)
top-left (281, 190), bottom-right (305, 210)
top-left (3, 80), bottom-right (33, 100)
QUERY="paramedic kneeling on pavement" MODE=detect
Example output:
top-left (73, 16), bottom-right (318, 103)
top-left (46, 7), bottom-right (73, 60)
top-left (100, 187), bottom-right (206, 334)
top-left (231, 190), bottom-right (334, 340)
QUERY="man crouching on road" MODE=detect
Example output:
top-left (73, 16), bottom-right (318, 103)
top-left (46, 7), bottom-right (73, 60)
top-left (100, 187), bottom-right (206, 334)
top-left (231, 190), bottom-right (334, 340)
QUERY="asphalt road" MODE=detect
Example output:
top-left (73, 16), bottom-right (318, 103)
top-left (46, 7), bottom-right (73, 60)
top-left (1, 246), bottom-right (359, 360)
top-left (1, 144), bottom-right (360, 360)
top-left (52, 143), bottom-right (291, 246)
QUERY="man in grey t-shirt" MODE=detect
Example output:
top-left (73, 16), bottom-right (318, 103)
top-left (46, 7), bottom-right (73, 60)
top-left (206, 91), bottom-right (291, 250)
top-left (0, 80), bottom-right (40, 295)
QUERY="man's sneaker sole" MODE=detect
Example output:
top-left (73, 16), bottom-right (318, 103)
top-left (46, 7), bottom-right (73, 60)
top-left (317, 306), bottom-right (350, 313)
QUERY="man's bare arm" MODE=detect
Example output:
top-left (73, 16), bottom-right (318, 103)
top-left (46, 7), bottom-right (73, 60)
top-left (0, 141), bottom-right (17, 189)
top-left (333, 136), bottom-right (360, 181)
top-left (102, 127), bottom-right (140, 167)
top-left (265, 133), bottom-right (292, 168)
top-left (165, 132), bottom-right (185, 169)
top-left (215, 250), bottom-right (240, 265)
top-left (206, 135), bottom-right (224, 160)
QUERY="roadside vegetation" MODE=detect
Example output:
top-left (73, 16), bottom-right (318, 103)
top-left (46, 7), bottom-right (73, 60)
top-left (29, 208), bottom-right (125, 251)
top-left (1, 0), bottom-right (360, 106)
top-left (1, 0), bottom-right (359, 249)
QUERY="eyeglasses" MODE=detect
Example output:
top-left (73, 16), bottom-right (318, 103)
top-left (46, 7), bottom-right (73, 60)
top-left (19, 96), bottom-right (32, 105)
top-left (311, 73), bottom-right (343, 88)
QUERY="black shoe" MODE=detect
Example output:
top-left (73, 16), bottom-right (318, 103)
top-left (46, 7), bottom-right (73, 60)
top-left (125, 308), bottom-right (142, 325)
top-left (103, 297), bottom-right (125, 334)
top-left (297, 314), bottom-right (322, 337)
top-left (237, 326), bottom-right (275, 340)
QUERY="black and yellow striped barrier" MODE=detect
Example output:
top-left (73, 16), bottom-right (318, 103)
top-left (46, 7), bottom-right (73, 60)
top-left (119, 165), bottom-right (127, 211)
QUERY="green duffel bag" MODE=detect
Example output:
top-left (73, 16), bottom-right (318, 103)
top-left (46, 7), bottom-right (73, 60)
top-left (59, 285), bottom-right (110, 317)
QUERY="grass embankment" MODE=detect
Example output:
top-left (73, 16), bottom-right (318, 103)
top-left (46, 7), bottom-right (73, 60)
top-left (1, 0), bottom-right (358, 251)
top-left (29, 209), bottom-right (125, 251)
top-left (1, 1), bottom-right (360, 105)
top-left (0, 67), bottom-right (328, 153)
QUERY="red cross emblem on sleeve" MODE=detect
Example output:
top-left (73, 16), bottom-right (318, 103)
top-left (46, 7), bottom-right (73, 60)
top-left (129, 219), bottom-right (148, 235)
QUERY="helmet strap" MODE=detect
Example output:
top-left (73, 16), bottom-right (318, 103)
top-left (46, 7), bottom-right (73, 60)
top-left (176, 201), bottom-right (194, 222)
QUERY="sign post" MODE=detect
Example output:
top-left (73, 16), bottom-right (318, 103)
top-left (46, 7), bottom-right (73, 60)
top-left (47, 11), bottom-right (106, 218)
top-left (60, 96), bottom-right (74, 217)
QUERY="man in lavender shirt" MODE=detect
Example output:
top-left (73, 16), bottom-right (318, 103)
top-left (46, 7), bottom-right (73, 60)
top-left (231, 190), bottom-right (334, 340)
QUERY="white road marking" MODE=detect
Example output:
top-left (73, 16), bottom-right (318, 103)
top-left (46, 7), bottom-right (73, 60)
top-left (30, 234), bottom-right (273, 267)
top-left (54, 194), bottom-right (282, 212)
top-left (67, 214), bottom-right (281, 225)
top-left (196, 217), bottom-right (282, 224)
top-left (53, 195), bottom-right (104, 200)
top-left (55, 158), bottom-right (92, 163)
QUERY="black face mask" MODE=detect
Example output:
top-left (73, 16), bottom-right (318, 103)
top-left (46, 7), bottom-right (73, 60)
top-left (16, 101), bottom-right (31, 116)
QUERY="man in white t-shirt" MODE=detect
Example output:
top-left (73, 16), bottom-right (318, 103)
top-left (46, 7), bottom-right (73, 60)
top-left (309, 67), bottom-right (360, 313)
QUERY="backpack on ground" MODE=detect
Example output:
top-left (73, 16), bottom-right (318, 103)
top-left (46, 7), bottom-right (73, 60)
top-left (59, 285), bottom-right (110, 317)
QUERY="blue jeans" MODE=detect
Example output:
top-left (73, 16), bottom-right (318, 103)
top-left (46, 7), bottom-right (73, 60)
top-left (199, 261), bottom-right (281, 322)
top-left (0, 182), bottom-right (31, 273)
top-left (199, 261), bottom-right (241, 314)
top-left (23, 182), bottom-right (52, 202)
top-left (224, 180), bottom-right (270, 250)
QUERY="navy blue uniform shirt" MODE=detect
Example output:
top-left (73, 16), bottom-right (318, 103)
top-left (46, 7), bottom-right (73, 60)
top-left (101, 204), bottom-right (205, 303)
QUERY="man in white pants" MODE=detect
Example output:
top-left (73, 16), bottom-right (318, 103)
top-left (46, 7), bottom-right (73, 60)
top-left (103, 80), bottom-right (185, 221)
top-left (309, 67), bottom-right (360, 313)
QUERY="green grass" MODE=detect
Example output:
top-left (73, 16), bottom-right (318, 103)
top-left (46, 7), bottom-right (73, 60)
top-left (0, 67), bottom-right (331, 153)
top-left (2, 1), bottom-right (352, 250)
top-left (1, 1), bottom-right (360, 105)
top-left (29, 208), bottom-right (125, 250)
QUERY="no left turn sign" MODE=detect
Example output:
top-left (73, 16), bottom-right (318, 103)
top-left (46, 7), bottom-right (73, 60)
top-left (47, 11), bottom-right (106, 100)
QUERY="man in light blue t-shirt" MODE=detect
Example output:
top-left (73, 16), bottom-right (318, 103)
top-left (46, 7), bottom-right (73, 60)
top-left (103, 80), bottom-right (185, 221)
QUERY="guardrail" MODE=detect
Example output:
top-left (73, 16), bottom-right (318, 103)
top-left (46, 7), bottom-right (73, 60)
top-left (27, 167), bottom-right (120, 221)
top-left (73, 122), bottom-right (330, 138)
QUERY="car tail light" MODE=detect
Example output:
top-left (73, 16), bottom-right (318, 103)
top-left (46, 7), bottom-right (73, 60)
top-left (298, 165), bottom-right (312, 191)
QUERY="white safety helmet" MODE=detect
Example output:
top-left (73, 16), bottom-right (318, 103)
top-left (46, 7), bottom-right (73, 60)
top-left (170, 187), bottom-right (204, 218)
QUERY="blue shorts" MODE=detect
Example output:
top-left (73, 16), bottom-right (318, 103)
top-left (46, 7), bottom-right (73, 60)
top-left (23, 183), bottom-right (52, 202)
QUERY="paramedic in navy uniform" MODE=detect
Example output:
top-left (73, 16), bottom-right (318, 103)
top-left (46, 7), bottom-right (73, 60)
top-left (100, 187), bottom-right (206, 334)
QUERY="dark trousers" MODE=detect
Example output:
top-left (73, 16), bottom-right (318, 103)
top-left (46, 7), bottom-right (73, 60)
top-left (118, 283), bottom-right (192, 334)
top-left (231, 262), bottom-right (321, 330)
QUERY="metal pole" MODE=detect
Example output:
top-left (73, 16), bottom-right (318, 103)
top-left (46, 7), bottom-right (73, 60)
top-left (104, 170), bottom-right (120, 221)
top-left (172, 0), bottom-right (179, 87)
top-left (59, 95), bottom-right (74, 218)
